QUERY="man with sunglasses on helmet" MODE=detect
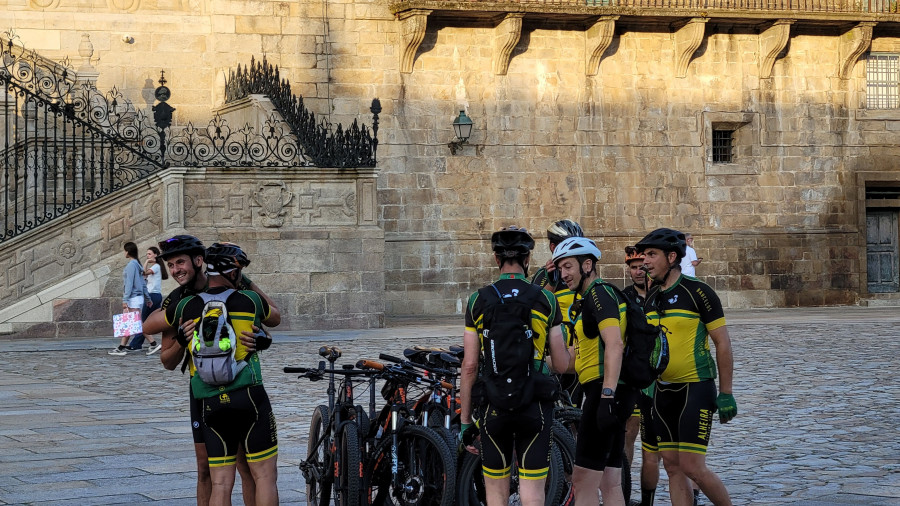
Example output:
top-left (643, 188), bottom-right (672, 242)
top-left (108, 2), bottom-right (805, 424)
top-left (635, 228), bottom-right (736, 506)
top-left (459, 226), bottom-right (570, 506)
top-left (552, 236), bottom-right (636, 506)
top-left (162, 242), bottom-right (281, 506)
top-left (143, 236), bottom-right (275, 506)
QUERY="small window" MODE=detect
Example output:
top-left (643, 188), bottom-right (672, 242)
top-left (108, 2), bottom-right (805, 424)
top-left (711, 129), bottom-right (734, 163)
top-left (867, 53), bottom-right (900, 109)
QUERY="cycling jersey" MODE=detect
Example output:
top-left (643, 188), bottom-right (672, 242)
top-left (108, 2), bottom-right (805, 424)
top-left (570, 279), bottom-right (626, 385)
top-left (165, 287), bottom-right (271, 399)
top-left (465, 273), bottom-right (562, 371)
top-left (531, 266), bottom-right (560, 292)
top-left (621, 284), bottom-right (646, 307)
top-left (643, 275), bottom-right (725, 384)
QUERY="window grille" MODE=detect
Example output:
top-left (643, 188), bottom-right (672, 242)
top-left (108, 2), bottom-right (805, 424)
top-left (712, 129), bottom-right (734, 163)
top-left (867, 53), bottom-right (900, 109)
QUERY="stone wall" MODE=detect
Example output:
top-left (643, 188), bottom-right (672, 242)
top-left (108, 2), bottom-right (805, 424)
top-left (3, 1), bottom-right (900, 315)
top-left (0, 163), bottom-right (384, 337)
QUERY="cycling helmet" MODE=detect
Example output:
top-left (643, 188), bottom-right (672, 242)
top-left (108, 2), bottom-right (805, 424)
top-left (624, 245), bottom-right (645, 265)
top-left (547, 219), bottom-right (584, 245)
top-left (491, 226), bottom-right (535, 258)
top-left (205, 242), bottom-right (250, 275)
top-left (551, 236), bottom-right (602, 264)
top-left (635, 228), bottom-right (686, 258)
top-left (158, 235), bottom-right (205, 261)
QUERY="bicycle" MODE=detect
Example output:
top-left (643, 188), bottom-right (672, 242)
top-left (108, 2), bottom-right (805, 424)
top-left (284, 345), bottom-right (375, 506)
top-left (357, 353), bottom-right (457, 506)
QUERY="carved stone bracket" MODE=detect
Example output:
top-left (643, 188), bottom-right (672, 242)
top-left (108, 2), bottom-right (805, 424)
top-left (759, 19), bottom-right (794, 79)
top-left (673, 18), bottom-right (709, 79)
top-left (398, 9), bottom-right (431, 74)
top-left (586, 16), bottom-right (618, 77)
top-left (494, 13), bottom-right (525, 76)
top-left (839, 22), bottom-right (877, 80)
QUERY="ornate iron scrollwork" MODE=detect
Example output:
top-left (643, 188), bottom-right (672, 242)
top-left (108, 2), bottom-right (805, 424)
top-left (225, 55), bottom-right (379, 168)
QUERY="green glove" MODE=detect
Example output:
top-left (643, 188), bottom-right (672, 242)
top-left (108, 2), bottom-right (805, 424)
top-left (459, 422), bottom-right (473, 444)
top-left (716, 393), bottom-right (737, 423)
top-left (240, 274), bottom-right (254, 290)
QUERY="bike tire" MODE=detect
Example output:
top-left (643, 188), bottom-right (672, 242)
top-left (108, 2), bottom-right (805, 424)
top-left (365, 424), bottom-right (456, 506)
top-left (552, 419), bottom-right (576, 506)
top-left (335, 421), bottom-right (363, 506)
top-left (621, 449), bottom-right (631, 504)
top-left (307, 404), bottom-right (332, 506)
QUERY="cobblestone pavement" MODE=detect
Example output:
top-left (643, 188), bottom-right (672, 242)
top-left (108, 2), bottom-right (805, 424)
top-left (0, 307), bottom-right (899, 505)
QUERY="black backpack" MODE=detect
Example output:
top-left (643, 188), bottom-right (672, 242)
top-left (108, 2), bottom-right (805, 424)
top-left (598, 282), bottom-right (670, 389)
top-left (477, 283), bottom-right (545, 411)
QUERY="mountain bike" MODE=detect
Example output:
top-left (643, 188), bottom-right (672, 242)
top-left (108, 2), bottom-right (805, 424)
top-left (284, 345), bottom-right (374, 506)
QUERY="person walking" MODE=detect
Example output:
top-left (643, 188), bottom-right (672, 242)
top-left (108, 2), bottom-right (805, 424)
top-left (636, 228), bottom-right (736, 506)
top-left (129, 246), bottom-right (167, 354)
top-left (458, 226), bottom-right (570, 506)
top-left (110, 241), bottom-right (153, 355)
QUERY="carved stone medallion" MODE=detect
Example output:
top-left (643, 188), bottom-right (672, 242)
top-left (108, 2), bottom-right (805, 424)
top-left (253, 182), bottom-right (293, 228)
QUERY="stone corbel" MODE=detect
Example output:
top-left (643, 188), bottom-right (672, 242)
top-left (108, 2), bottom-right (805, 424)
top-left (839, 22), bottom-right (877, 80)
top-left (586, 16), bottom-right (618, 77)
top-left (758, 19), bottom-right (794, 79)
top-left (398, 9), bottom-right (431, 74)
top-left (494, 13), bottom-right (525, 76)
top-left (673, 18), bottom-right (709, 79)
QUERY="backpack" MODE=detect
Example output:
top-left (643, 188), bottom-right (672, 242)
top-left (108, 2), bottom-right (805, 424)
top-left (189, 289), bottom-right (247, 386)
top-left (477, 283), bottom-right (548, 411)
top-left (598, 282), bottom-right (670, 389)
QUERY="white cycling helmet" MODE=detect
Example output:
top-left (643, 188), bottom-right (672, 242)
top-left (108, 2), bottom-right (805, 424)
top-left (551, 236), bottom-right (602, 264)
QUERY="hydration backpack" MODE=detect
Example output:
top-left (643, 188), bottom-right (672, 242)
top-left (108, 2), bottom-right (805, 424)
top-left (599, 282), bottom-right (670, 389)
top-left (189, 289), bottom-right (247, 386)
top-left (477, 283), bottom-right (546, 411)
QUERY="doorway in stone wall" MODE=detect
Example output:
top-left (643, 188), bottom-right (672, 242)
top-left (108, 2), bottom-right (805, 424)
top-left (866, 209), bottom-right (900, 293)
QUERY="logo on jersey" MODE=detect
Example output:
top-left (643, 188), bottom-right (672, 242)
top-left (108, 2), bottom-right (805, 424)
top-left (193, 421), bottom-right (200, 429)
top-left (668, 294), bottom-right (679, 304)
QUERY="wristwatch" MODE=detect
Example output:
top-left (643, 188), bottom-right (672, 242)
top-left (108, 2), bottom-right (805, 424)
top-left (601, 387), bottom-right (615, 397)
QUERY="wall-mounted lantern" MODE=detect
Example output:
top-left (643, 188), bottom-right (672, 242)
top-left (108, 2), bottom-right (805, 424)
top-left (449, 110), bottom-right (473, 155)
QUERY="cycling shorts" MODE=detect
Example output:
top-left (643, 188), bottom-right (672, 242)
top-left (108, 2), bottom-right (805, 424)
top-left (200, 384), bottom-right (279, 467)
top-left (637, 390), bottom-right (658, 453)
top-left (481, 399), bottom-right (554, 481)
top-left (652, 380), bottom-right (716, 454)
top-left (575, 381), bottom-right (637, 471)
top-left (189, 385), bottom-right (204, 444)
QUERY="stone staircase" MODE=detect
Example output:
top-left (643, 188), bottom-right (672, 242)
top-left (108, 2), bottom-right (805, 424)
top-left (859, 292), bottom-right (900, 307)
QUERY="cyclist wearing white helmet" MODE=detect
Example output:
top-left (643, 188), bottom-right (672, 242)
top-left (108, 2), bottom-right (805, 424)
top-left (552, 237), bottom-right (636, 506)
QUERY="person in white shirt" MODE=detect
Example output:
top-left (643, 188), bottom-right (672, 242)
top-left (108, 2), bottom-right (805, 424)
top-left (680, 233), bottom-right (702, 277)
top-left (128, 246), bottom-right (169, 354)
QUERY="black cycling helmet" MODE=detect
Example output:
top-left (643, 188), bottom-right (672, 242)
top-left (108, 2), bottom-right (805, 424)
top-left (158, 235), bottom-right (205, 261)
top-left (635, 228), bottom-right (687, 259)
top-left (547, 219), bottom-right (584, 245)
top-left (205, 242), bottom-right (250, 275)
top-left (491, 226), bottom-right (535, 258)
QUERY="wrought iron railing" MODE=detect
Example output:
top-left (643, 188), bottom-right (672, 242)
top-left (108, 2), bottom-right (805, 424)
top-left (1, 34), bottom-right (165, 242)
top-left (224, 56), bottom-right (381, 168)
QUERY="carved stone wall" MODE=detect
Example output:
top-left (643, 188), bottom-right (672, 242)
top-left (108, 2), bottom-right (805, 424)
top-left (0, 165), bottom-right (383, 337)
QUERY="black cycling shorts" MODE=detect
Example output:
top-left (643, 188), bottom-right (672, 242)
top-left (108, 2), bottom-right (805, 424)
top-left (653, 380), bottom-right (716, 454)
top-left (481, 399), bottom-right (554, 481)
top-left (200, 384), bottom-right (278, 467)
top-left (189, 384), bottom-right (203, 444)
top-left (637, 390), bottom-right (658, 453)
top-left (575, 381), bottom-right (637, 471)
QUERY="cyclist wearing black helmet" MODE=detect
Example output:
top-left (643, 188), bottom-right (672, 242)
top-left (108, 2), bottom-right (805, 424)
top-left (165, 242), bottom-right (281, 506)
top-left (459, 226), bottom-right (570, 506)
top-left (636, 228), bottom-right (736, 506)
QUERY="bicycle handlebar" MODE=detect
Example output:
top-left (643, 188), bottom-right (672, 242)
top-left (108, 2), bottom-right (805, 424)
top-left (379, 353), bottom-right (455, 378)
top-left (356, 359), bottom-right (384, 370)
top-left (283, 366), bottom-right (311, 373)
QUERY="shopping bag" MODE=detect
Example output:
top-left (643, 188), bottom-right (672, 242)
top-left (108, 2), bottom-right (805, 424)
top-left (113, 311), bottom-right (143, 337)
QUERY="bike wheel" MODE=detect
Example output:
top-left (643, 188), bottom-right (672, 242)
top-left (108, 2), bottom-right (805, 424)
top-left (306, 404), bottom-right (332, 506)
top-left (335, 421), bottom-right (363, 506)
top-left (552, 419), bottom-right (576, 506)
top-left (456, 451), bottom-right (486, 506)
top-left (620, 450), bottom-right (631, 504)
top-left (366, 424), bottom-right (456, 506)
